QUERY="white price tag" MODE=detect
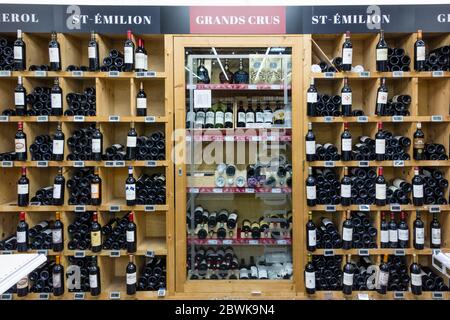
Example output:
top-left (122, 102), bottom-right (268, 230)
top-left (325, 205), bottom-right (336, 212)
top-left (1, 293), bottom-right (12, 300)
top-left (359, 71), bottom-right (370, 78)
top-left (392, 71), bottom-right (404, 77)
top-left (393, 160), bottom-right (404, 167)
top-left (145, 250), bottom-right (155, 257)
top-left (37, 115), bottom-right (48, 122)
top-left (432, 71), bottom-right (444, 77)
top-left (324, 116), bottom-right (333, 123)
top-left (157, 288), bottom-right (166, 297)
top-left (431, 115), bottom-right (443, 122)
top-left (34, 70), bottom-right (47, 77)
top-left (73, 115), bottom-right (85, 122)
top-left (194, 90), bottom-right (211, 109)
top-left (213, 188), bottom-right (223, 193)
top-left (146, 161), bottom-right (156, 167)
top-left (144, 116), bottom-right (156, 123)
top-left (71, 71), bottom-right (84, 77)
top-left (392, 116), bottom-right (404, 122)
top-left (109, 250), bottom-right (121, 257)
top-left (108, 71), bottom-right (120, 77)
top-left (358, 249), bottom-right (369, 256)
top-left (39, 293), bottom-right (50, 300)
top-left (37, 161), bottom-right (48, 167)
top-left (357, 116), bottom-right (368, 123)
top-left (390, 204), bottom-right (401, 212)
top-left (324, 161), bottom-right (335, 167)
top-left (135, 71), bottom-right (156, 78)
top-left (109, 205), bottom-right (120, 212)
top-left (109, 292), bottom-right (121, 300)
top-left (144, 205), bottom-right (155, 212)
top-left (249, 240), bottom-right (259, 245)
top-left (324, 72), bottom-right (335, 78)
top-left (358, 293), bottom-right (369, 300)
top-left (0, 70), bottom-right (11, 77)
top-left (74, 205), bottom-right (86, 212)
top-left (207, 239), bottom-right (218, 245)
top-left (109, 115), bottom-right (120, 122)
top-left (74, 250), bottom-right (85, 258)
top-left (0, 115), bottom-right (9, 122)
top-left (324, 249), bottom-right (335, 256)
top-left (1, 161), bottom-right (13, 167)
top-left (358, 205), bottom-right (370, 212)
top-left (74, 161), bottom-right (85, 167)
top-left (358, 161), bottom-right (369, 167)
top-left (74, 293), bottom-right (85, 300)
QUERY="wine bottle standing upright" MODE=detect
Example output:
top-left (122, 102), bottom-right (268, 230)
top-left (304, 253), bottom-right (316, 294)
top-left (378, 254), bottom-right (389, 294)
top-left (342, 254), bottom-right (354, 295)
top-left (413, 123), bottom-right (425, 160)
top-left (375, 122), bottom-right (386, 161)
top-left (413, 210), bottom-right (424, 250)
top-left (126, 211), bottom-right (137, 253)
top-left (414, 30), bottom-right (426, 71)
top-left (398, 212), bottom-right (409, 248)
top-left (90, 211), bottom-right (102, 252)
top-left (89, 167), bottom-right (102, 205)
top-left (16, 211), bottom-right (28, 252)
top-left (52, 255), bottom-right (64, 296)
top-left (17, 167), bottom-right (29, 206)
top-left (15, 121), bottom-right (27, 161)
top-left (341, 31), bottom-right (353, 71)
top-left (306, 79), bottom-right (317, 116)
top-left (126, 255), bottom-right (137, 295)
top-left (124, 30), bottom-right (135, 71)
top-left (89, 256), bottom-right (101, 296)
top-left (410, 254), bottom-right (422, 295)
top-left (380, 212), bottom-right (389, 248)
top-left (375, 167), bottom-right (386, 206)
top-left (224, 102), bottom-right (233, 128)
top-left (306, 211), bottom-right (317, 251)
top-left (136, 82), bottom-right (147, 116)
top-left (430, 212), bottom-right (441, 248)
top-left (91, 124), bottom-right (103, 161)
top-left (126, 123), bottom-right (138, 160)
top-left (88, 30), bottom-right (99, 71)
top-left (375, 78), bottom-right (388, 115)
top-left (305, 122), bottom-right (316, 162)
top-left (50, 78), bottom-right (63, 115)
top-left (125, 166), bottom-right (136, 206)
top-left (342, 210), bottom-right (353, 249)
top-left (48, 31), bottom-right (61, 71)
top-left (306, 167), bottom-right (317, 206)
top-left (341, 77), bottom-right (352, 116)
top-left (340, 167), bottom-right (352, 206)
top-left (341, 122), bottom-right (352, 161)
top-left (53, 167), bottom-right (65, 205)
top-left (388, 212), bottom-right (398, 248)
top-left (135, 38), bottom-right (146, 72)
top-left (13, 29), bottom-right (26, 71)
top-left (412, 167), bottom-right (424, 206)
top-left (15, 76), bottom-right (27, 116)
top-left (376, 29), bottom-right (389, 72)
top-left (52, 211), bottom-right (64, 252)
top-left (52, 123), bottom-right (65, 161)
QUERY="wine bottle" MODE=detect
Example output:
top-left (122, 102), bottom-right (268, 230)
top-left (342, 210), bottom-right (353, 250)
top-left (305, 122), bottom-right (316, 162)
top-left (413, 210), bottom-right (424, 250)
top-left (197, 59), bottom-right (210, 84)
top-left (91, 124), bottom-right (103, 161)
top-left (380, 212), bottom-right (389, 248)
top-left (52, 123), bottom-right (65, 161)
top-left (17, 167), bottom-right (29, 206)
top-left (13, 29), bottom-right (26, 71)
top-left (388, 212), bottom-right (398, 248)
top-left (273, 100), bottom-right (285, 125)
top-left (236, 101), bottom-right (246, 127)
top-left (126, 255), bottom-right (137, 295)
top-left (239, 258), bottom-right (249, 280)
top-left (90, 211), bottom-right (102, 252)
top-left (219, 58), bottom-right (234, 84)
top-left (88, 30), bottom-right (99, 71)
top-left (304, 253), bottom-right (316, 294)
top-left (214, 101), bottom-right (225, 128)
top-left (412, 167), bottom-right (424, 206)
top-left (376, 29), bottom-right (389, 72)
top-left (375, 122), bottom-right (386, 161)
top-left (249, 256), bottom-right (258, 279)
top-left (52, 211), bottom-right (64, 252)
top-left (413, 122), bottom-right (425, 160)
top-left (342, 254), bottom-right (354, 295)
top-left (50, 78), bottom-right (63, 116)
top-left (89, 256), bottom-right (101, 296)
top-left (341, 167), bottom-right (352, 206)
top-left (341, 78), bottom-right (352, 116)
top-left (135, 38), bottom-right (146, 72)
top-left (306, 79), bottom-right (318, 117)
top-left (398, 212), bottom-right (409, 248)
top-left (52, 167), bottom-right (65, 206)
top-left (306, 167), bottom-right (317, 206)
top-left (15, 76), bottom-right (27, 116)
top-left (224, 102), bottom-right (233, 128)
top-left (90, 167), bottom-right (102, 205)
top-left (341, 31), bottom-right (353, 71)
top-left (126, 123), bottom-right (138, 160)
top-left (341, 122), bottom-right (352, 161)
top-left (126, 211), bottom-right (137, 253)
top-left (48, 31), bottom-right (61, 71)
top-left (430, 212), bottom-right (441, 249)
top-left (375, 167), bottom-right (386, 206)
top-left (375, 77), bottom-right (388, 116)
top-left (204, 106), bottom-right (215, 129)
top-left (16, 211), bottom-right (28, 252)
top-left (125, 166), bottom-right (136, 206)
top-left (410, 254), bottom-right (422, 295)
top-left (52, 255), bottom-right (64, 296)
top-left (245, 101), bottom-right (255, 126)
top-left (255, 101), bottom-right (264, 124)
top-left (135, 82), bottom-right (147, 116)
top-left (306, 211), bottom-right (317, 252)
top-left (17, 276), bottom-right (28, 297)
top-left (124, 30), bottom-right (135, 71)
top-left (378, 254), bottom-right (389, 294)
top-left (234, 58), bottom-right (249, 84)
top-left (414, 30), bottom-right (426, 71)
top-left (15, 121), bottom-right (27, 161)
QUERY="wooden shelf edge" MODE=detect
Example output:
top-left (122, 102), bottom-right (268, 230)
top-left (0, 203), bottom-right (169, 212)
top-left (3, 160), bottom-right (169, 167)
top-left (7, 116), bottom-right (168, 123)
top-left (6, 71), bottom-right (167, 79)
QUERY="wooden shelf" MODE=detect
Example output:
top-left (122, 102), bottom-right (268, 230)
top-left (311, 71), bottom-right (450, 79)
top-left (6, 115), bottom-right (168, 123)
top-left (310, 248), bottom-right (449, 255)
top-left (309, 204), bottom-right (449, 211)
top-left (2, 71), bottom-right (166, 79)
top-left (308, 160), bottom-right (450, 167)
top-left (1, 160), bottom-right (168, 167)
top-left (0, 201), bottom-right (169, 212)
top-left (308, 116), bottom-right (449, 123)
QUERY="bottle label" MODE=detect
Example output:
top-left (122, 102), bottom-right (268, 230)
top-left (238, 112), bottom-right (246, 124)
top-left (15, 138), bottom-right (26, 153)
top-left (16, 230), bottom-right (27, 243)
top-left (413, 184), bottom-right (424, 198)
top-left (125, 183), bottom-right (136, 200)
top-left (414, 138), bottom-right (424, 149)
top-left (305, 271), bottom-right (316, 289)
top-left (18, 183), bottom-right (28, 195)
top-left (308, 229), bottom-right (316, 246)
top-left (52, 229), bottom-right (62, 243)
top-left (342, 48), bottom-right (353, 64)
top-left (415, 227), bottom-right (424, 244)
top-left (53, 273), bottom-right (61, 288)
top-left (135, 52), bottom-right (146, 69)
top-left (224, 112), bottom-right (233, 123)
top-left (273, 109), bottom-right (285, 122)
top-left (88, 46), bottom-right (97, 59)
top-left (343, 226), bottom-right (353, 241)
top-left (381, 230), bottom-right (389, 243)
top-left (51, 93), bottom-right (62, 108)
top-left (91, 183), bottom-right (100, 198)
top-left (239, 268), bottom-right (249, 279)
top-left (14, 46), bottom-right (23, 60)
top-left (53, 183), bottom-right (62, 199)
top-left (411, 273), bottom-right (422, 287)
top-left (124, 46), bottom-right (133, 64)
top-left (375, 139), bottom-right (386, 154)
top-left (343, 272), bottom-right (354, 286)
top-left (258, 268), bottom-right (268, 279)
top-left (246, 112), bottom-right (255, 123)
top-left (398, 229), bottom-right (409, 241)
top-left (306, 185), bottom-right (316, 200)
top-left (250, 266), bottom-right (258, 278)
top-left (127, 136), bottom-right (137, 147)
top-left (228, 213), bottom-right (238, 222)
top-left (205, 111), bottom-right (215, 125)
top-left (416, 46), bottom-right (426, 61)
top-left (432, 228), bottom-right (441, 245)
top-left (91, 230), bottom-right (101, 246)
top-left (377, 91), bottom-right (388, 104)
top-left (15, 92), bottom-right (25, 106)
top-left (341, 92), bottom-right (352, 105)
top-left (137, 97), bottom-right (147, 109)
top-left (17, 277), bottom-right (28, 289)
top-left (126, 272), bottom-right (137, 285)
top-left (341, 138), bottom-right (352, 151)
top-left (379, 270), bottom-right (389, 286)
top-left (341, 184), bottom-right (351, 198)
top-left (255, 112), bottom-right (264, 123)
top-left (376, 48), bottom-right (388, 61)
top-left (264, 111), bottom-right (273, 123)
top-left (126, 230), bottom-right (135, 242)
top-left (49, 47), bottom-right (60, 62)
top-left (92, 138), bottom-right (101, 153)
top-left (215, 111), bottom-right (224, 125)
top-left (376, 183), bottom-right (386, 200)
top-left (52, 139), bottom-right (64, 155)
top-left (307, 92), bottom-right (318, 103)
top-left (306, 141), bottom-right (315, 155)
top-left (389, 229), bottom-right (398, 242)
top-left (89, 274), bottom-right (98, 288)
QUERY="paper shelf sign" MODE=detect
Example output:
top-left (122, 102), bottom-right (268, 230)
top-left (193, 90), bottom-right (211, 109)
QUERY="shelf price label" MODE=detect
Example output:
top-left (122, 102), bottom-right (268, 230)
top-left (39, 293), bottom-right (50, 300)
top-left (207, 239), bottom-right (218, 245)
top-left (358, 249), bottom-right (369, 256)
top-left (157, 288), bottom-right (166, 297)
top-left (135, 71), bottom-right (156, 78)
top-left (323, 116), bottom-right (333, 123)
top-left (109, 205), bottom-right (120, 212)
top-left (394, 249), bottom-right (405, 256)
top-left (113, 161), bottom-right (125, 167)
top-left (324, 161), bottom-right (335, 167)
top-left (0, 293), bottom-right (12, 300)
top-left (145, 250), bottom-right (155, 258)
top-left (358, 205), bottom-right (370, 212)
top-left (0, 115), bottom-right (9, 122)
top-left (144, 116), bottom-right (156, 123)
top-left (245, 188), bottom-right (254, 193)
top-left (432, 71), bottom-right (444, 77)
top-left (109, 115), bottom-right (120, 122)
top-left (271, 188), bottom-right (281, 194)
top-left (392, 71), bottom-right (403, 77)
top-left (108, 71), bottom-right (120, 77)
top-left (146, 160), bottom-right (156, 167)
top-left (356, 116), bottom-right (368, 123)
top-left (109, 250), bottom-right (121, 257)
top-left (189, 188), bottom-right (199, 193)
top-left (359, 71), bottom-right (370, 78)
top-left (222, 240), bottom-right (233, 245)
top-left (144, 205), bottom-right (155, 212)
top-left (37, 115), bottom-right (48, 122)
top-left (34, 70), bottom-right (47, 77)
top-left (74, 161), bottom-right (85, 167)
top-left (429, 205), bottom-right (441, 213)
top-left (37, 249), bottom-right (48, 255)
top-left (248, 240), bottom-right (259, 245)
top-left (71, 70), bottom-right (84, 77)
top-left (324, 72), bottom-right (335, 78)
top-left (109, 292), bottom-right (121, 300)
top-left (105, 161), bottom-right (114, 167)
top-left (29, 201), bottom-right (40, 206)
top-left (0, 70), bottom-right (12, 77)
top-left (393, 160), bottom-right (404, 167)
top-left (357, 293), bottom-right (369, 300)
top-left (37, 161), bottom-right (48, 167)
top-left (74, 250), bottom-right (86, 258)
top-left (1, 251), bottom-right (13, 255)
top-left (1, 161), bottom-right (13, 167)
top-left (390, 204), bottom-right (401, 212)
top-left (431, 115), bottom-right (443, 122)
top-left (432, 292), bottom-right (443, 300)
top-left (74, 205), bottom-right (86, 212)
top-left (392, 115), bottom-right (404, 122)
top-left (324, 249), bottom-right (335, 256)
top-left (358, 161), bottom-right (369, 167)
top-left (212, 188), bottom-right (223, 193)
top-left (276, 239), bottom-right (287, 245)
top-left (325, 205), bottom-right (336, 212)
top-left (393, 291), bottom-right (405, 299)
top-left (74, 292), bottom-right (85, 300)
top-left (73, 115), bottom-right (85, 122)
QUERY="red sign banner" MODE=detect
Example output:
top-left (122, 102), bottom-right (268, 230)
top-left (190, 6), bottom-right (286, 34)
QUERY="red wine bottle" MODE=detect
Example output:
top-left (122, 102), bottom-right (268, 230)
top-left (430, 212), bottom-right (441, 248)
top-left (305, 122), bottom-right (316, 162)
top-left (126, 211), bottom-right (137, 253)
top-left (52, 211), bottom-right (64, 252)
top-left (15, 76), bottom-right (27, 116)
top-left (304, 253), bottom-right (316, 294)
top-left (306, 211), bottom-right (317, 252)
top-left (414, 30), bottom-right (426, 71)
top-left (341, 31), bottom-right (352, 71)
top-left (342, 210), bottom-right (353, 250)
top-left (136, 82), bottom-right (147, 116)
top-left (15, 121), bottom-right (27, 161)
top-left (341, 77), bottom-right (352, 116)
top-left (375, 77), bottom-right (388, 116)
top-left (388, 212), bottom-right (398, 248)
top-left (16, 211), bottom-right (28, 252)
top-left (91, 124), bottom-right (103, 161)
top-left (375, 167), bottom-right (386, 206)
top-left (342, 254), bottom-right (354, 295)
top-left (135, 38), bottom-right (146, 72)
top-left (16, 276), bottom-right (28, 297)
top-left (413, 122), bottom-right (425, 160)
top-left (53, 167), bottom-right (65, 205)
top-left (17, 167), bottom-right (29, 206)
top-left (126, 123), bottom-right (138, 160)
top-left (341, 167), bottom-right (352, 206)
top-left (412, 167), bottom-right (424, 206)
top-left (48, 31), bottom-right (61, 71)
top-left (341, 122), bottom-right (352, 161)
top-left (90, 167), bottom-right (102, 205)
top-left (125, 166), bottom-right (136, 206)
top-left (52, 122), bottom-right (64, 161)
top-left (378, 254), bottom-right (389, 294)
top-left (376, 29), bottom-right (389, 72)
top-left (89, 256), bottom-right (101, 296)
top-left (410, 254), bottom-right (422, 295)
top-left (306, 79), bottom-right (318, 117)
top-left (50, 78), bottom-right (63, 116)
top-left (375, 122), bottom-right (386, 161)
top-left (90, 211), bottom-right (102, 252)
top-left (88, 31), bottom-right (99, 71)
top-left (398, 211), bottom-right (409, 248)
top-left (380, 212), bottom-right (389, 248)
top-left (124, 30), bottom-right (135, 71)
top-left (13, 29), bottom-right (26, 71)
top-left (126, 254), bottom-right (137, 295)
top-left (52, 255), bottom-right (64, 296)
top-left (413, 210), bottom-right (424, 250)
top-left (306, 167), bottom-right (317, 206)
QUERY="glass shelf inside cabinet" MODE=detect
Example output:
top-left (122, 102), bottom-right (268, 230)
top-left (185, 47), bottom-right (293, 281)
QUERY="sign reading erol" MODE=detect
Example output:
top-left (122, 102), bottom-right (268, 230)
top-left (190, 6), bottom-right (286, 34)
